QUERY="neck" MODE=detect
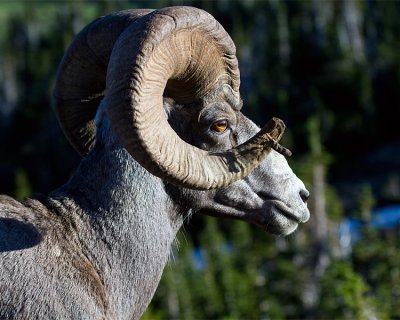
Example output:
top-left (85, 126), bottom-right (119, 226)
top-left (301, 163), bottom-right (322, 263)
top-left (47, 133), bottom-right (185, 319)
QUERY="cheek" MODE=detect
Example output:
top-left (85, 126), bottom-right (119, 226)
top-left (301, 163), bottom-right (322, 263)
top-left (234, 116), bottom-right (260, 145)
top-left (197, 137), bottom-right (230, 151)
top-left (268, 153), bottom-right (293, 178)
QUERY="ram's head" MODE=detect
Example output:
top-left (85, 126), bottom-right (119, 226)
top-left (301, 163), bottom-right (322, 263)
top-left (53, 7), bottom-right (310, 235)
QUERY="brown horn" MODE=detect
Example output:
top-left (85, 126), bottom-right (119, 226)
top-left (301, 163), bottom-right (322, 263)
top-left (106, 6), bottom-right (288, 190)
top-left (53, 9), bottom-right (154, 155)
top-left (54, 6), bottom-right (290, 190)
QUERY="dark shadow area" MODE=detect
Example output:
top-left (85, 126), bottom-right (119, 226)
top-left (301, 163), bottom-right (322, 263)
top-left (0, 303), bottom-right (17, 319)
top-left (0, 218), bottom-right (42, 252)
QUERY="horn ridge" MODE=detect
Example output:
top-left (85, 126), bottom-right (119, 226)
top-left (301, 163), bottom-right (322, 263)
top-left (53, 9), bottom-right (154, 155)
top-left (105, 7), bottom-right (244, 189)
top-left (54, 6), bottom-right (288, 190)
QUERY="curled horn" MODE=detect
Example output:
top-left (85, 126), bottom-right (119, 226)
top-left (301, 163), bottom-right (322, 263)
top-left (53, 9), bottom-right (154, 155)
top-left (54, 6), bottom-right (290, 190)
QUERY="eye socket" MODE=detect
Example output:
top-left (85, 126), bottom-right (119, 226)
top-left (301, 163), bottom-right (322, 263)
top-left (210, 120), bottom-right (228, 133)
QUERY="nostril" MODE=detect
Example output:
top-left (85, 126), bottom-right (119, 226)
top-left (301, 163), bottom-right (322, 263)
top-left (300, 189), bottom-right (310, 204)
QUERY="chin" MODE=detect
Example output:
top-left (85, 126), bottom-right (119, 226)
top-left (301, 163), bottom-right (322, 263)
top-left (258, 219), bottom-right (299, 236)
top-left (246, 207), bottom-right (300, 236)
top-left (272, 223), bottom-right (299, 236)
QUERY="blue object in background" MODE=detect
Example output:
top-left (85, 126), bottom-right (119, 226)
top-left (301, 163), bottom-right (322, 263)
top-left (339, 205), bottom-right (400, 255)
top-left (370, 205), bottom-right (400, 229)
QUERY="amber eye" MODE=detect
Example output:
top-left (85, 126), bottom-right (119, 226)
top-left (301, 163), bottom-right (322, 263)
top-left (211, 120), bottom-right (228, 133)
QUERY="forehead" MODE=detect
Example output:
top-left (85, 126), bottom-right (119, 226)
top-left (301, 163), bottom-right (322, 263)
top-left (198, 101), bottom-right (238, 124)
top-left (164, 84), bottom-right (242, 118)
top-left (200, 84), bottom-right (243, 111)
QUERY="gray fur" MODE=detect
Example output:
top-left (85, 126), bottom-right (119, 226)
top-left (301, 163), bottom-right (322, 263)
top-left (0, 94), bottom-right (309, 319)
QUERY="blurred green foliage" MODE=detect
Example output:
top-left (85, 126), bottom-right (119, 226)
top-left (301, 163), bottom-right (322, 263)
top-left (1, 0), bottom-right (400, 318)
top-left (320, 261), bottom-right (384, 320)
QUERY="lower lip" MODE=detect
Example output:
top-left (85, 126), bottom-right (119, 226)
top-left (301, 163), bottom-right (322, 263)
top-left (269, 200), bottom-right (301, 223)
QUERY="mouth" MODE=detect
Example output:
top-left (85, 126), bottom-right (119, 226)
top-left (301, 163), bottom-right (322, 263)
top-left (193, 184), bottom-right (310, 236)
top-left (243, 194), bottom-right (309, 235)
top-left (250, 200), bottom-right (297, 236)
top-left (197, 197), bottom-right (308, 236)
top-left (268, 199), bottom-right (302, 223)
top-left (267, 199), bottom-right (309, 224)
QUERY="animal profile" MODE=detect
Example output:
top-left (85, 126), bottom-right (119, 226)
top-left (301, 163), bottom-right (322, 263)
top-left (0, 6), bottom-right (310, 319)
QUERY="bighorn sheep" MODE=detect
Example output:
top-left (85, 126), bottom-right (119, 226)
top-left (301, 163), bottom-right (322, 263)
top-left (0, 7), bottom-right (310, 319)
